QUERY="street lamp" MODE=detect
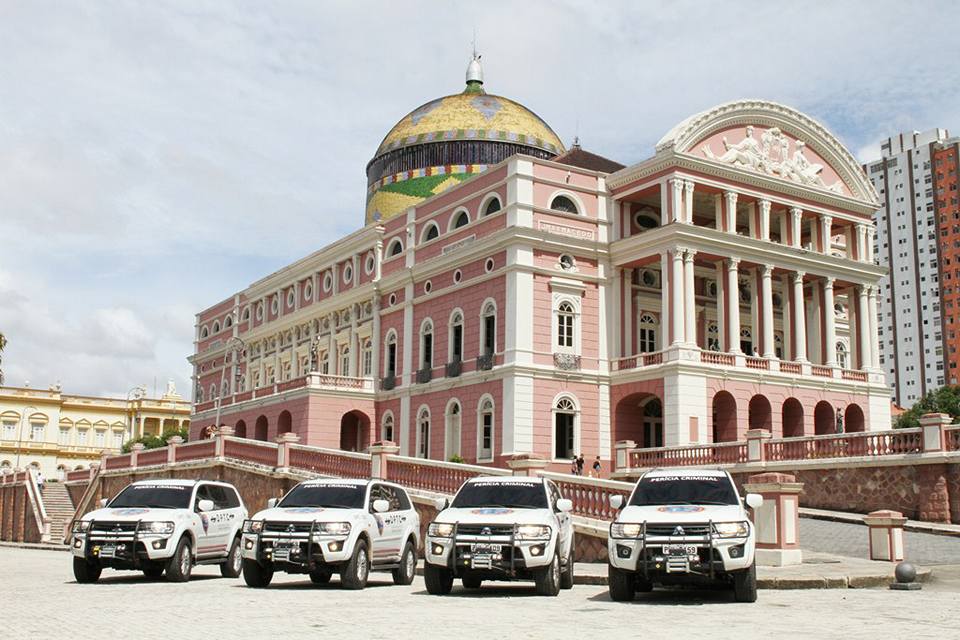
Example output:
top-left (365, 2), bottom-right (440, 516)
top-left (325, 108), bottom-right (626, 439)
top-left (14, 405), bottom-right (38, 470)
top-left (126, 385), bottom-right (146, 444)
top-left (213, 336), bottom-right (246, 437)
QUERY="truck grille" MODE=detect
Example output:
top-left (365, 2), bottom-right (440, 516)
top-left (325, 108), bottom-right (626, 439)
top-left (456, 524), bottom-right (515, 537)
top-left (90, 521), bottom-right (139, 534)
top-left (263, 521), bottom-right (315, 533)
top-left (644, 524), bottom-right (711, 537)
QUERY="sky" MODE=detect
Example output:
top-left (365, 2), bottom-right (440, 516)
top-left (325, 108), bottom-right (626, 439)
top-left (1, 0), bottom-right (959, 399)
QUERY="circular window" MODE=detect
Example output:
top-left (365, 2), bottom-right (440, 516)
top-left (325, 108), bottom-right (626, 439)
top-left (453, 269), bottom-right (462, 284)
top-left (287, 290), bottom-right (295, 307)
top-left (635, 211), bottom-right (658, 229)
top-left (559, 254), bottom-right (576, 271)
top-left (773, 293), bottom-right (783, 308)
top-left (343, 264), bottom-right (353, 284)
top-left (389, 293), bottom-right (397, 306)
top-left (271, 296), bottom-right (279, 314)
top-left (550, 195), bottom-right (579, 214)
top-left (640, 270), bottom-right (656, 287)
top-left (256, 304), bottom-right (263, 320)
top-left (365, 252), bottom-right (375, 275)
top-left (484, 258), bottom-right (495, 273)
top-left (323, 272), bottom-right (333, 292)
top-left (304, 282), bottom-right (312, 300)
top-left (424, 280), bottom-right (433, 294)
top-left (707, 281), bottom-right (717, 297)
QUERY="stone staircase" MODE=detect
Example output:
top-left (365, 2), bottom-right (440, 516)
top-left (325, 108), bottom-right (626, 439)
top-left (41, 482), bottom-right (75, 543)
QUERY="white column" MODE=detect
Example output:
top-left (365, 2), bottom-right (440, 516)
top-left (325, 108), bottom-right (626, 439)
top-left (724, 191), bottom-right (738, 234)
top-left (671, 249), bottom-right (684, 345)
top-left (759, 199), bottom-right (771, 241)
top-left (713, 194), bottom-right (723, 231)
top-left (612, 268), bottom-right (622, 358)
top-left (761, 265), bottom-right (775, 358)
top-left (623, 270), bottom-right (633, 356)
top-left (792, 272), bottom-right (807, 363)
top-left (684, 250), bottom-right (697, 345)
top-left (660, 252), bottom-right (671, 350)
top-left (747, 202), bottom-right (757, 239)
top-left (671, 179), bottom-right (683, 223)
top-left (820, 215), bottom-right (833, 254)
top-left (781, 274), bottom-right (792, 361)
top-left (857, 285), bottom-right (870, 370)
top-left (790, 207), bottom-right (803, 248)
top-left (808, 279), bottom-right (822, 364)
top-left (715, 261), bottom-right (726, 351)
top-left (726, 258), bottom-right (741, 353)
top-left (867, 228), bottom-right (876, 263)
top-left (749, 267), bottom-right (758, 355)
top-left (868, 286), bottom-right (880, 369)
top-left (683, 180), bottom-right (694, 224)
top-left (823, 278), bottom-right (837, 367)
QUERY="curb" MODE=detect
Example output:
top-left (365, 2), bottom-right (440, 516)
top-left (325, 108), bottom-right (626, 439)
top-left (0, 541), bottom-right (69, 553)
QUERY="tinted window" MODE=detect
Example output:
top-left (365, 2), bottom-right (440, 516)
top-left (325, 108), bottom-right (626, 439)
top-left (279, 483), bottom-right (366, 509)
top-left (194, 484), bottom-right (213, 510)
top-left (629, 475), bottom-right (738, 507)
top-left (110, 484), bottom-right (192, 510)
top-left (378, 484), bottom-right (410, 511)
top-left (451, 480), bottom-right (548, 509)
top-left (225, 487), bottom-right (242, 509)
top-left (205, 485), bottom-right (234, 510)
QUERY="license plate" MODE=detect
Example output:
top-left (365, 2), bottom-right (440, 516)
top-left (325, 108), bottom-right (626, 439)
top-left (100, 544), bottom-right (117, 558)
top-left (470, 543), bottom-right (502, 553)
top-left (665, 545), bottom-right (698, 556)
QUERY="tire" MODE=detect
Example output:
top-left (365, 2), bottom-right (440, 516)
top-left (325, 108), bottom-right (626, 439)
top-left (73, 557), bottom-right (102, 584)
top-left (534, 552), bottom-right (561, 597)
top-left (142, 564), bottom-right (165, 579)
top-left (733, 563), bottom-right (758, 603)
top-left (560, 538), bottom-right (575, 590)
top-left (461, 574), bottom-right (483, 589)
top-left (340, 538), bottom-right (370, 590)
top-left (242, 559), bottom-right (273, 588)
top-left (164, 536), bottom-right (193, 583)
top-left (392, 541), bottom-right (417, 586)
top-left (309, 568), bottom-right (333, 584)
top-left (220, 537), bottom-right (243, 578)
top-left (608, 564), bottom-right (635, 602)
top-left (424, 563), bottom-right (453, 595)
top-left (635, 578), bottom-right (653, 593)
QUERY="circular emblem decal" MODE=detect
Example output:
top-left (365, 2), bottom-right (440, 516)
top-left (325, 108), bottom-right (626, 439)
top-left (656, 505), bottom-right (705, 513)
top-left (286, 507), bottom-right (325, 514)
top-left (470, 508), bottom-right (514, 515)
top-left (110, 508), bottom-right (149, 516)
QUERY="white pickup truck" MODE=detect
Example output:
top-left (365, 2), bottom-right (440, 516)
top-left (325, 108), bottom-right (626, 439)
top-left (241, 479), bottom-right (420, 589)
top-left (424, 476), bottom-right (575, 596)
top-left (70, 479), bottom-right (248, 583)
top-left (607, 469), bottom-right (763, 602)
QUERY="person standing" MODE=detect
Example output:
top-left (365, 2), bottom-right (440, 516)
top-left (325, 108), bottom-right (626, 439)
top-left (576, 454), bottom-right (585, 476)
top-left (591, 456), bottom-right (602, 478)
top-left (570, 458), bottom-right (579, 475)
top-left (36, 470), bottom-right (44, 493)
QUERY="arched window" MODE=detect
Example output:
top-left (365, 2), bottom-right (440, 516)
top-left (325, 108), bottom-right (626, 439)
top-left (556, 301), bottom-right (576, 350)
top-left (449, 310), bottom-right (464, 363)
top-left (420, 320), bottom-right (434, 371)
top-left (224, 315), bottom-right (233, 329)
top-left (554, 397), bottom-right (577, 459)
top-left (740, 327), bottom-right (754, 355)
top-left (388, 238), bottom-right (404, 257)
top-left (212, 320), bottom-right (221, 334)
top-left (200, 326), bottom-right (209, 339)
top-left (221, 380), bottom-right (230, 398)
top-left (320, 351), bottom-right (330, 375)
top-left (417, 408), bottom-right (430, 458)
top-left (483, 196), bottom-right (501, 216)
top-left (241, 307), bottom-right (250, 322)
top-left (422, 223), bottom-right (440, 243)
top-left (638, 314), bottom-right (658, 353)
top-left (384, 331), bottom-right (398, 378)
top-left (550, 195), bottom-right (579, 214)
top-left (642, 398), bottom-right (663, 448)
top-left (478, 397), bottom-right (494, 462)
top-left (774, 333), bottom-right (784, 359)
top-left (480, 301), bottom-right (496, 356)
top-left (209, 383), bottom-right (217, 400)
top-left (197, 388), bottom-right (204, 403)
top-left (836, 342), bottom-right (848, 369)
top-left (707, 322), bottom-right (720, 352)
top-left (451, 210), bottom-right (470, 230)
top-left (444, 400), bottom-right (461, 460)
top-left (340, 344), bottom-right (351, 376)
top-left (361, 339), bottom-right (373, 377)
top-left (381, 413), bottom-right (395, 443)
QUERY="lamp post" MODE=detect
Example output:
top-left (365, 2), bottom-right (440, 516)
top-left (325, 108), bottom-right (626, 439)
top-left (213, 336), bottom-right (246, 436)
top-left (126, 385), bottom-right (146, 445)
top-left (14, 404), bottom-right (38, 470)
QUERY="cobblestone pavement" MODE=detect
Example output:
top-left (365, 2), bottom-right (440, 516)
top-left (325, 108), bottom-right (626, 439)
top-left (799, 518), bottom-right (960, 566)
top-left (3, 548), bottom-right (959, 639)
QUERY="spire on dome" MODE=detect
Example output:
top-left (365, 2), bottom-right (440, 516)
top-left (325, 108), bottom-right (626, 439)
top-left (464, 38), bottom-right (484, 94)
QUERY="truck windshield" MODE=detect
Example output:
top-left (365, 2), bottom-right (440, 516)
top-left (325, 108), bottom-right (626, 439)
top-left (279, 484), bottom-right (366, 509)
top-left (629, 475), bottom-right (738, 506)
top-left (450, 480), bottom-right (548, 509)
top-left (109, 485), bottom-right (192, 509)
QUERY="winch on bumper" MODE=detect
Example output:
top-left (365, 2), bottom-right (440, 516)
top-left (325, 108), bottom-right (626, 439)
top-left (608, 521), bottom-right (754, 579)
top-left (72, 520), bottom-right (176, 568)
top-left (242, 520), bottom-right (353, 572)
top-left (427, 523), bottom-right (555, 578)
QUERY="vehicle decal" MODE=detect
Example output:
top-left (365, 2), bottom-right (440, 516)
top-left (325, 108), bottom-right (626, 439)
top-left (470, 508), bottom-right (514, 515)
top-left (285, 507), bottom-right (325, 514)
top-left (110, 508), bottom-right (149, 516)
top-left (656, 505), bottom-right (705, 513)
top-left (200, 513), bottom-right (210, 533)
top-left (374, 514), bottom-right (385, 534)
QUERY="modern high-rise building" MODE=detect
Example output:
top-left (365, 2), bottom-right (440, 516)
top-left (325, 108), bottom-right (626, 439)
top-left (867, 129), bottom-right (951, 407)
top-left (932, 136), bottom-right (960, 386)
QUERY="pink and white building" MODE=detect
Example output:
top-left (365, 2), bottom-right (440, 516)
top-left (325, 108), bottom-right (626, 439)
top-left (189, 61), bottom-right (890, 474)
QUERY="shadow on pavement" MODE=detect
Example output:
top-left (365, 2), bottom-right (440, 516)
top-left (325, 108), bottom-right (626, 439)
top-left (587, 587), bottom-right (737, 605)
top-left (67, 574), bottom-right (224, 585)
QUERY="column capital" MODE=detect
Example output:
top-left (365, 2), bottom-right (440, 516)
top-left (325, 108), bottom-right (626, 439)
top-left (821, 214), bottom-right (833, 224)
top-left (789, 206), bottom-right (803, 216)
top-left (683, 248), bottom-right (697, 262)
top-left (792, 271), bottom-right (805, 284)
top-left (823, 276), bottom-right (836, 289)
top-left (670, 178), bottom-right (684, 191)
top-left (758, 198), bottom-right (771, 209)
top-left (683, 179), bottom-right (695, 192)
top-left (761, 264), bottom-right (775, 277)
top-left (724, 190), bottom-right (738, 202)
top-left (726, 257), bottom-right (741, 269)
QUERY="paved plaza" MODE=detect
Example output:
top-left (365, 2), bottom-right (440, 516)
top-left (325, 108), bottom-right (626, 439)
top-left (2, 547), bottom-right (958, 639)
top-left (799, 518), bottom-right (960, 566)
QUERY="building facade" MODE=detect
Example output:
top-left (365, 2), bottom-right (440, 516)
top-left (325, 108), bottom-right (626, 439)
top-left (867, 129), bottom-right (951, 407)
top-left (0, 383), bottom-right (191, 478)
top-left (932, 137), bottom-right (960, 387)
top-left (190, 61), bottom-right (891, 472)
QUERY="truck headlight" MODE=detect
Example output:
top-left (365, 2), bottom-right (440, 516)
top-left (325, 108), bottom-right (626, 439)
top-left (142, 521), bottom-right (175, 535)
top-left (714, 521), bottom-right (750, 538)
top-left (317, 522), bottom-right (351, 535)
top-left (72, 520), bottom-right (91, 533)
top-left (428, 522), bottom-right (454, 538)
top-left (610, 522), bottom-right (643, 539)
top-left (243, 520), bottom-right (264, 534)
top-left (516, 525), bottom-right (551, 540)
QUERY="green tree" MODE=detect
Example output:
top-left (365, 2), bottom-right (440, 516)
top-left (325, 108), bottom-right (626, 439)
top-left (121, 425), bottom-right (190, 453)
top-left (895, 385), bottom-right (960, 429)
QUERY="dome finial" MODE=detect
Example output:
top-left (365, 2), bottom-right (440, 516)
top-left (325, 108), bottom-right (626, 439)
top-left (465, 33), bottom-right (484, 94)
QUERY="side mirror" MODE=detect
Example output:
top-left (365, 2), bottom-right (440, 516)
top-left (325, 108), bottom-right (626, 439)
top-left (373, 499), bottom-right (390, 514)
top-left (198, 499), bottom-right (215, 512)
top-left (98, 498), bottom-right (108, 508)
top-left (433, 497), bottom-right (449, 511)
top-left (555, 498), bottom-right (573, 513)
top-left (609, 495), bottom-right (624, 510)
top-left (745, 493), bottom-right (763, 510)
top-left (266, 498), bottom-right (278, 509)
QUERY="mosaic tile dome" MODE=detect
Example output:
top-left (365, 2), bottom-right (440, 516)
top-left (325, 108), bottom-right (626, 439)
top-left (365, 56), bottom-right (565, 225)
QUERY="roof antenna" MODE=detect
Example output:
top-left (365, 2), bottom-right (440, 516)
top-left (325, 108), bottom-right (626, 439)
top-left (465, 28), bottom-right (484, 93)
top-left (573, 117), bottom-right (581, 149)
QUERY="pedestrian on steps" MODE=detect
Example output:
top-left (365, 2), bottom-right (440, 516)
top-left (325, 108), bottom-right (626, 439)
top-left (36, 470), bottom-right (45, 493)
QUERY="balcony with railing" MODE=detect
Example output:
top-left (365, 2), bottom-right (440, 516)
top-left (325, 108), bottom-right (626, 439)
top-left (194, 372), bottom-right (374, 414)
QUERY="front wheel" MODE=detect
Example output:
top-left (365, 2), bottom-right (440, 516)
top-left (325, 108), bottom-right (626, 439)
top-left (220, 537), bottom-right (242, 578)
top-left (560, 539), bottom-right (575, 590)
top-left (309, 568), bottom-right (333, 584)
top-left (392, 541), bottom-right (416, 586)
top-left (461, 574), bottom-right (482, 589)
top-left (242, 559), bottom-right (273, 588)
top-left (608, 565), bottom-right (635, 602)
top-left (733, 563), bottom-right (758, 603)
top-left (424, 563), bottom-right (453, 595)
top-left (73, 557), bottom-right (102, 584)
top-left (534, 552), bottom-right (561, 596)
top-left (340, 539), bottom-right (370, 590)
top-left (142, 564), bottom-right (165, 579)
top-left (164, 537), bottom-right (193, 583)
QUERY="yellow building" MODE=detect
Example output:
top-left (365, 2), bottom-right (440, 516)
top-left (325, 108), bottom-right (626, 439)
top-left (0, 382), bottom-right (190, 479)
